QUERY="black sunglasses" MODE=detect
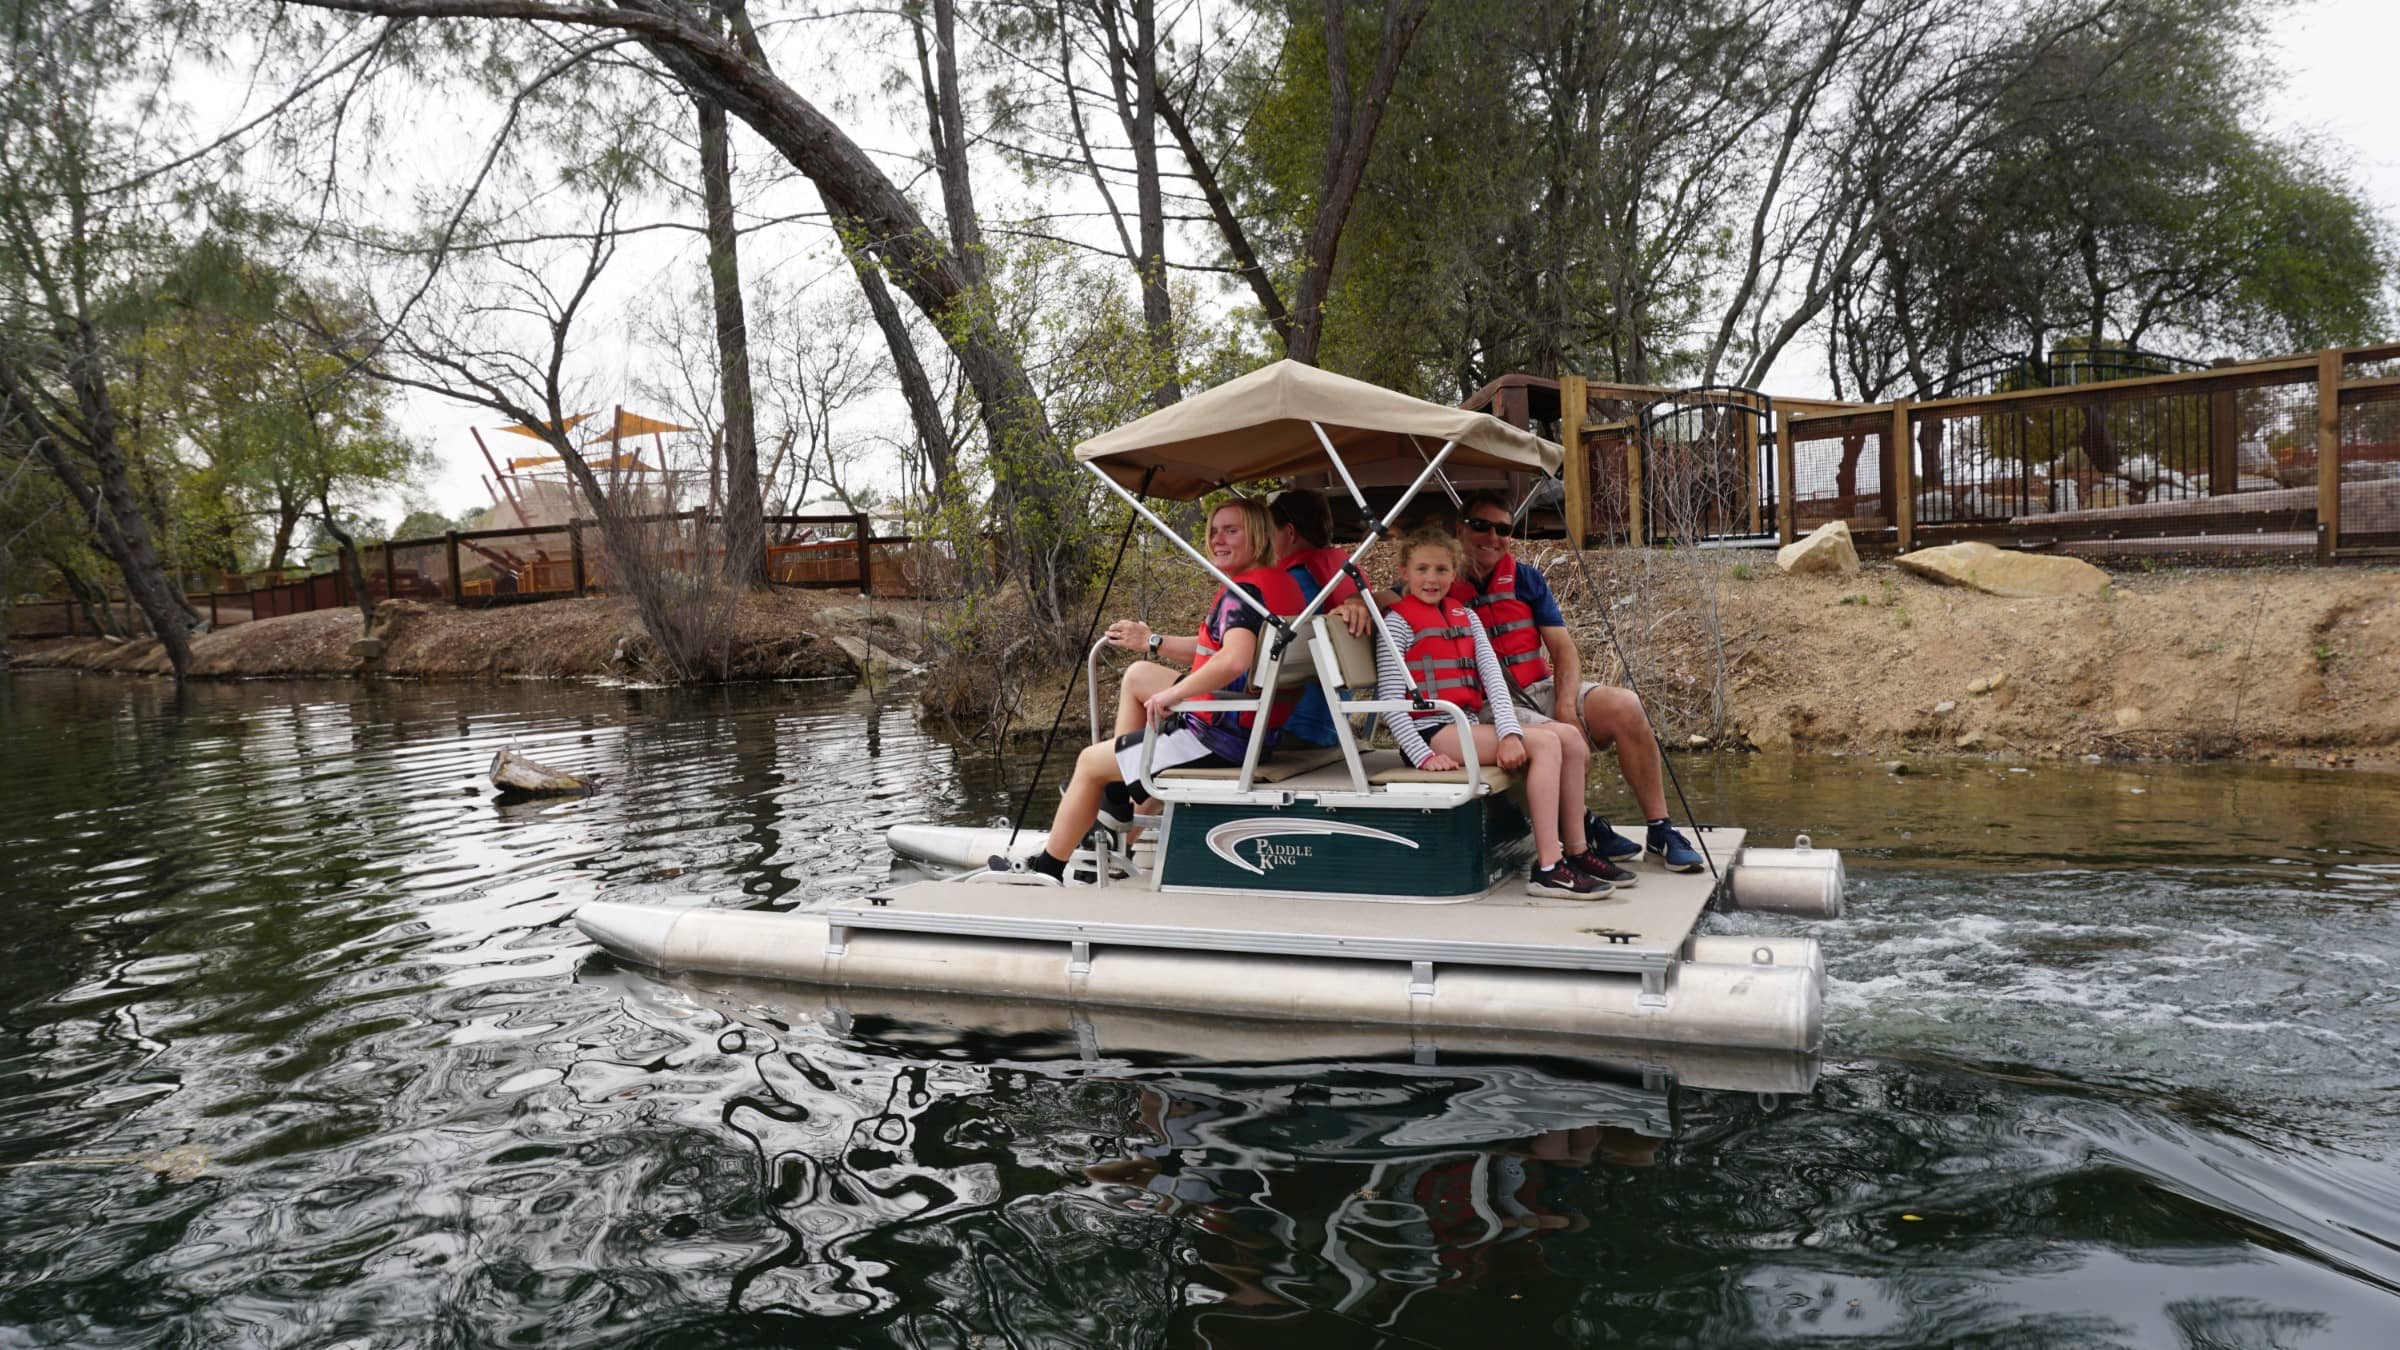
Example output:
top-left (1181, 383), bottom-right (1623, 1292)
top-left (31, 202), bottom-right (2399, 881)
top-left (1463, 517), bottom-right (1516, 538)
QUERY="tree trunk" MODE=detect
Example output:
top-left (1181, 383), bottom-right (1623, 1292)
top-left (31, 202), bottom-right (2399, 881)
top-left (835, 209), bottom-right (955, 493)
top-left (49, 553), bottom-right (119, 639)
top-left (698, 92), bottom-right (765, 585)
top-left (1103, 0), bottom-right (1179, 406)
top-left (268, 491), bottom-right (302, 572)
top-left (1287, 0), bottom-right (1432, 366)
top-left (1155, 85), bottom-right (1291, 345)
top-left (17, 402), bottom-right (195, 680)
top-left (318, 490), bottom-right (377, 634)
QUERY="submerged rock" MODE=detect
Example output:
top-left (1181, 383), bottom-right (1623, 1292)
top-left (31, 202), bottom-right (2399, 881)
top-left (490, 748), bottom-right (593, 796)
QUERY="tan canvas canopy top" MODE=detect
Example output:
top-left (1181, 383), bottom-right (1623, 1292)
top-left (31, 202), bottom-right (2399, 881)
top-left (1074, 359), bottom-right (1563, 500)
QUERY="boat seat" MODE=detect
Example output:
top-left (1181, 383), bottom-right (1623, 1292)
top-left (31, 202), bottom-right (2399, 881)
top-left (1157, 744), bottom-right (1347, 782)
top-left (1252, 614), bottom-right (1378, 693)
top-left (1359, 748), bottom-right (1514, 793)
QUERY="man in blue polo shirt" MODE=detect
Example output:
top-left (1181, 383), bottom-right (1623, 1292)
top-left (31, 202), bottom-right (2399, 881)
top-left (1446, 490), bottom-right (1701, 873)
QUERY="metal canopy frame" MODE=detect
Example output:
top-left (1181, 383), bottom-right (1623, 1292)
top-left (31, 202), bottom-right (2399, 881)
top-left (1083, 426), bottom-right (1493, 809)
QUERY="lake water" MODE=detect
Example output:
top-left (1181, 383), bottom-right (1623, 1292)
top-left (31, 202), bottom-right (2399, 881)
top-left (2, 671), bottom-right (2396, 1347)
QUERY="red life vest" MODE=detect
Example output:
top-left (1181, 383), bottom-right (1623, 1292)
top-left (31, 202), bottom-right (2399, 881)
top-left (1392, 594), bottom-right (1485, 714)
top-left (1192, 564), bottom-right (1309, 731)
top-left (1451, 552), bottom-right (1549, 688)
top-left (1280, 544), bottom-right (1358, 604)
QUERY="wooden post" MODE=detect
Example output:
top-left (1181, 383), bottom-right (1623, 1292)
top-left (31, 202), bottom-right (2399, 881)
top-left (1741, 406), bottom-right (1762, 536)
top-left (2208, 358), bottom-right (2239, 496)
top-left (382, 540), bottom-right (396, 599)
top-left (1559, 374), bottom-right (1589, 548)
top-left (1626, 433), bottom-right (1645, 547)
top-left (854, 511), bottom-right (873, 595)
top-left (1891, 399), bottom-right (1915, 552)
top-left (569, 521), bottom-right (587, 596)
top-left (2318, 348), bottom-right (2341, 562)
top-left (1775, 411), bottom-right (1798, 545)
top-left (209, 591), bottom-right (219, 628)
top-left (445, 530), bottom-right (463, 605)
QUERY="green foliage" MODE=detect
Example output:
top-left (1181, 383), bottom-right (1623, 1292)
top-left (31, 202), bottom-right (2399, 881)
top-left (1836, 0), bottom-right (2394, 397)
top-left (124, 237), bottom-right (427, 571)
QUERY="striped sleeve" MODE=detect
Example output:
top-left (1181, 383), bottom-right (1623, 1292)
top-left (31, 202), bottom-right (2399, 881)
top-left (1465, 610), bottom-right (1522, 741)
top-left (1376, 611), bottom-right (1438, 768)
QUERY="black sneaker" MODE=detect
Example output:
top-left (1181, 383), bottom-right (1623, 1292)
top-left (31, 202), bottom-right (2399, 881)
top-left (1566, 847), bottom-right (1637, 889)
top-left (985, 854), bottom-right (1064, 886)
top-left (1526, 860), bottom-right (1610, 899)
top-left (1584, 813), bottom-right (1644, 860)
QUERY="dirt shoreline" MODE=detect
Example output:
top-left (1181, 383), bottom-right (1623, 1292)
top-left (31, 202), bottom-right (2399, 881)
top-left (7, 589), bottom-right (926, 684)
top-left (10, 559), bottom-right (2394, 770)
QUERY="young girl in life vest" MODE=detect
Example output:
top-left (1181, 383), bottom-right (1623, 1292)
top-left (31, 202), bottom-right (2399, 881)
top-left (1376, 527), bottom-right (1611, 899)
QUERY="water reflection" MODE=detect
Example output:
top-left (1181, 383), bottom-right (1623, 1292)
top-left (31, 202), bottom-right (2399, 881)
top-left (6, 672), bottom-right (2400, 1346)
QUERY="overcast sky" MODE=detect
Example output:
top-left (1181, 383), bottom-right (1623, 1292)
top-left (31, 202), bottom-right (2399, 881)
top-left (399, 0), bottom-right (2400, 523)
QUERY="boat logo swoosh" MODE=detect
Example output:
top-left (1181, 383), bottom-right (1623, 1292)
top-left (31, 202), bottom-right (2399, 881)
top-left (1204, 818), bottom-right (1420, 876)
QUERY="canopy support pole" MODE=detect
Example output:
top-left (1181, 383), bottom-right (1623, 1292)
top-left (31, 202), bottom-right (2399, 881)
top-left (1408, 434), bottom-right (1464, 508)
top-left (1309, 422), bottom-right (1372, 514)
top-left (1084, 464), bottom-right (1279, 627)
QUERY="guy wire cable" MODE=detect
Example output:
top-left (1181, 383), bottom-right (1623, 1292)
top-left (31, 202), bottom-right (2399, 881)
top-left (1005, 466), bottom-right (1156, 850)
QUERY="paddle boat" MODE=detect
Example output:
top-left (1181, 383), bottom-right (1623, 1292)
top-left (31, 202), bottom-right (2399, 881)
top-left (577, 361), bottom-right (1844, 1053)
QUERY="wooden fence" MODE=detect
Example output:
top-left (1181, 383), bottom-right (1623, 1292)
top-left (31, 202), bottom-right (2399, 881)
top-left (1564, 344), bottom-right (2400, 562)
top-left (7, 511), bottom-right (985, 639)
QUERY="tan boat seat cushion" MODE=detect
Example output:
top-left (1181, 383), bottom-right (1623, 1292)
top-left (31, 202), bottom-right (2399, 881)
top-left (1252, 615), bottom-right (1378, 692)
top-left (1358, 748), bottom-right (1515, 793)
top-left (1157, 744), bottom-right (1347, 782)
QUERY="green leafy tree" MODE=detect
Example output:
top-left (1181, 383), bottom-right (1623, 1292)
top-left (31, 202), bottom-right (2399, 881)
top-left (0, 2), bottom-right (200, 680)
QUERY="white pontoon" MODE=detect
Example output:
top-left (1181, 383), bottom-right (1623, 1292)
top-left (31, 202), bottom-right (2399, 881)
top-left (577, 361), bottom-right (1844, 1052)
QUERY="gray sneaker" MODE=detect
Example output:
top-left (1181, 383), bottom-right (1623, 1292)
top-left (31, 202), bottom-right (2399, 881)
top-left (1527, 860), bottom-right (1611, 899)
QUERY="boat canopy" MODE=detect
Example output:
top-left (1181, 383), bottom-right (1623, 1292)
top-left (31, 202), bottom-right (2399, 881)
top-left (1074, 359), bottom-right (1563, 500)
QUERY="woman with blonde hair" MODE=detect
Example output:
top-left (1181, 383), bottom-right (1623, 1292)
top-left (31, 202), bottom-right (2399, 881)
top-left (993, 496), bottom-right (1308, 885)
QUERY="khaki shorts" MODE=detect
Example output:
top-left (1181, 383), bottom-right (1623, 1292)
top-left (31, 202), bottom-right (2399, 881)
top-left (1512, 675), bottom-right (1604, 730)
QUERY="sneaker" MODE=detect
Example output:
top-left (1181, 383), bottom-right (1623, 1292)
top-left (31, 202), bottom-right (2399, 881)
top-left (1527, 860), bottom-right (1611, 899)
top-left (985, 854), bottom-right (1064, 886)
top-left (1646, 824), bottom-right (1704, 873)
top-left (1095, 783), bottom-right (1137, 833)
top-left (1583, 813), bottom-right (1643, 860)
top-left (1566, 848), bottom-right (1637, 889)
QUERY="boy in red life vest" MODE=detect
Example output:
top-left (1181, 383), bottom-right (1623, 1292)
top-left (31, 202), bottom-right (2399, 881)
top-left (992, 497), bottom-right (1306, 885)
top-left (1449, 490), bottom-right (1702, 874)
top-left (1374, 528), bottom-right (1612, 899)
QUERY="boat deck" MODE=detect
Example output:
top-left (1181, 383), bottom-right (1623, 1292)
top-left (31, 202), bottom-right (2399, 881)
top-left (841, 828), bottom-right (1743, 977)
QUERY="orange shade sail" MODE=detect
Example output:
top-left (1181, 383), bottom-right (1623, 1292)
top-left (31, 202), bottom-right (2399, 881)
top-left (494, 412), bottom-right (592, 440)
top-left (506, 452), bottom-right (657, 472)
top-left (583, 410), bottom-right (697, 444)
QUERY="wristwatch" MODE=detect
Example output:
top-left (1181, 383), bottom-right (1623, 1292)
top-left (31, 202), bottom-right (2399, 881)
top-left (1146, 632), bottom-right (1163, 656)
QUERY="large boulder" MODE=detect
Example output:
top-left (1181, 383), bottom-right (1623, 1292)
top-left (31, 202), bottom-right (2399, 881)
top-left (1776, 519), bottom-right (1860, 576)
top-left (1896, 541), bottom-right (2110, 598)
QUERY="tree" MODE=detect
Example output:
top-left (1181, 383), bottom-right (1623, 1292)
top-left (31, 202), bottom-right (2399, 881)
top-left (135, 240), bottom-right (424, 587)
top-left (275, 0), bottom-right (1104, 629)
top-left (1828, 0), bottom-right (2392, 401)
top-left (0, 4), bottom-right (199, 682)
